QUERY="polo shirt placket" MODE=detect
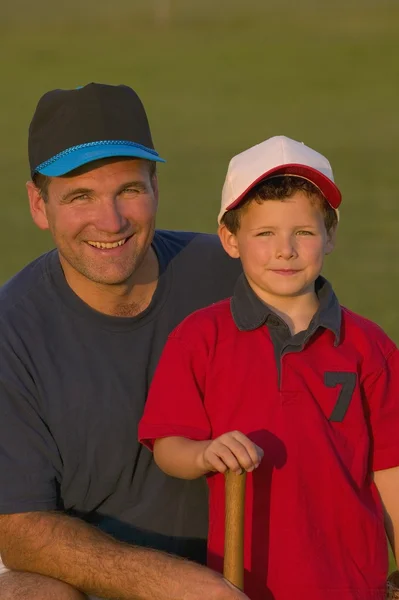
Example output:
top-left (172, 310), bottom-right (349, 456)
top-left (231, 273), bottom-right (341, 388)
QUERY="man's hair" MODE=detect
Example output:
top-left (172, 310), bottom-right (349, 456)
top-left (221, 176), bottom-right (338, 234)
top-left (32, 159), bottom-right (157, 202)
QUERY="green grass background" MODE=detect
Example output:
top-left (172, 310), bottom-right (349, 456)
top-left (1, 0), bottom-right (398, 571)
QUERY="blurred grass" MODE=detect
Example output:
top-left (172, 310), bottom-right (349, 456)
top-left (0, 0), bottom-right (398, 573)
top-left (2, 0), bottom-right (398, 343)
top-left (1, 0), bottom-right (398, 342)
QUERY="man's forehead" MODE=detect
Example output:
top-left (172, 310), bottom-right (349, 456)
top-left (57, 157), bottom-right (149, 183)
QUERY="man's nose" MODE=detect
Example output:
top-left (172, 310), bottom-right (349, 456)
top-left (93, 198), bottom-right (128, 234)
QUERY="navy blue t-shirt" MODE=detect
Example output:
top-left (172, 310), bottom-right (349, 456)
top-left (0, 230), bottom-right (241, 562)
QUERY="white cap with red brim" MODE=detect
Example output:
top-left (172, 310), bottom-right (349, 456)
top-left (218, 135), bottom-right (342, 224)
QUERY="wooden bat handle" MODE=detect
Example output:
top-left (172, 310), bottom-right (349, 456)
top-left (224, 470), bottom-right (246, 590)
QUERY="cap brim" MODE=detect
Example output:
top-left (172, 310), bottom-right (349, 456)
top-left (227, 163), bottom-right (342, 210)
top-left (35, 142), bottom-right (166, 176)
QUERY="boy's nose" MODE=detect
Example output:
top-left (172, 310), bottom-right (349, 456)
top-left (275, 236), bottom-right (298, 260)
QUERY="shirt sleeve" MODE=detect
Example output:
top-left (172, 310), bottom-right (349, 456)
top-left (366, 346), bottom-right (399, 472)
top-left (139, 325), bottom-right (212, 451)
top-left (0, 341), bottom-right (59, 514)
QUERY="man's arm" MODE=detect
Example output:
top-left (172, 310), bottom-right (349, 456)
top-left (373, 466), bottom-right (399, 562)
top-left (0, 511), bottom-right (248, 600)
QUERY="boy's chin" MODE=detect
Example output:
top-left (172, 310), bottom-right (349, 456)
top-left (258, 280), bottom-right (317, 299)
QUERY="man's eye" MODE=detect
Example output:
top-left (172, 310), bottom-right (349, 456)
top-left (72, 194), bottom-right (89, 201)
top-left (123, 187), bottom-right (141, 194)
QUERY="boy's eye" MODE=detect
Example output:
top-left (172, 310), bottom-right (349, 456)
top-left (296, 230), bottom-right (314, 236)
top-left (256, 231), bottom-right (273, 237)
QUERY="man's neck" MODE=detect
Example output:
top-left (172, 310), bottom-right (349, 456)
top-left (60, 247), bottom-right (159, 317)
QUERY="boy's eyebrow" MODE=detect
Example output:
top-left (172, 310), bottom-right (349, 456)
top-left (248, 224), bottom-right (318, 231)
top-left (59, 180), bottom-right (148, 202)
top-left (248, 223), bottom-right (277, 230)
top-left (249, 225), bottom-right (275, 231)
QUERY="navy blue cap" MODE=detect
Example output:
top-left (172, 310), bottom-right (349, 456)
top-left (29, 83), bottom-right (165, 177)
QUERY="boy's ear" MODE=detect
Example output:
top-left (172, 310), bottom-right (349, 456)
top-left (26, 181), bottom-right (50, 231)
top-left (325, 224), bottom-right (338, 255)
top-left (218, 223), bottom-right (240, 259)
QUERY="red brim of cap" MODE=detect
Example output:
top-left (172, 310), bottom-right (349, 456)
top-left (226, 164), bottom-right (342, 211)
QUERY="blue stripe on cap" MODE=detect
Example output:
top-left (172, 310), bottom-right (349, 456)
top-left (35, 140), bottom-right (166, 176)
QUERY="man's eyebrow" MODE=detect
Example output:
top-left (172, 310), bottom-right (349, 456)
top-left (60, 187), bottom-right (93, 202)
top-left (119, 180), bottom-right (148, 192)
top-left (59, 181), bottom-right (148, 202)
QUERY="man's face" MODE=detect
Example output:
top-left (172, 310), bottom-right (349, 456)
top-left (28, 158), bottom-right (158, 287)
top-left (219, 191), bottom-right (335, 305)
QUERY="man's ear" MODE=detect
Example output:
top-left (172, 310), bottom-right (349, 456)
top-left (325, 224), bottom-right (338, 255)
top-left (218, 223), bottom-right (240, 259)
top-left (151, 173), bottom-right (159, 208)
top-left (26, 181), bottom-right (50, 231)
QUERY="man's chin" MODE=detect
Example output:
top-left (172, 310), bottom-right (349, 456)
top-left (85, 270), bottom-right (135, 287)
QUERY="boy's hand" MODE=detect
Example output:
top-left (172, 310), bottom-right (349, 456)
top-left (198, 431), bottom-right (264, 475)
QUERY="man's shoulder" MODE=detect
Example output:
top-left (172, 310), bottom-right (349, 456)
top-left (0, 251), bottom-right (54, 320)
top-left (153, 229), bottom-right (198, 254)
top-left (155, 229), bottom-right (239, 267)
top-left (155, 229), bottom-right (241, 286)
top-left (154, 231), bottom-right (241, 329)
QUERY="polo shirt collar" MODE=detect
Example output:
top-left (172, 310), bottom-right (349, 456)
top-left (230, 273), bottom-right (341, 345)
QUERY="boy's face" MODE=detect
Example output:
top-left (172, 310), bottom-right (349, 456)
top-left (219, 190), bottom-right (336, 305)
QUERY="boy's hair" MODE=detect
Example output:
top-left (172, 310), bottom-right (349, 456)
top-left (221, 176), bottom-right (338, 235)
top-left (32, 159), bottom-right (157, 203)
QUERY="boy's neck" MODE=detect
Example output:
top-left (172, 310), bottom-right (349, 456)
top-left (251, 283), bottom-right (320, 335)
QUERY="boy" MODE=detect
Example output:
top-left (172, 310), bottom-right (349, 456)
top-left (139, 136), bottom-right (399, 600)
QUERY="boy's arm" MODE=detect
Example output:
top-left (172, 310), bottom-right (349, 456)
top-left (154, 437), bottom-right (211, 479)
top-left (140, 316), bottom-right (264, 480)
top-left (363, 342), bottom-right (399, 562)
top-left (154, 433), bottom-right (263, 480)
top-left (374, 466), bottom-right (399, 561)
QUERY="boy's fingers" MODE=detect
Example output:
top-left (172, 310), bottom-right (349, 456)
top-left (207, 454), bottom-right (229, 474)
top-left (244, 443), bottom-right (263, 467)
top-left (218, 438), bottom-right (256, 472)
top-left (254, 444), bottom-right (264, 462)
top-left (214, 445), bottom-right (244, 474)
top-left (205, 444), bottom-right (242, 473)
top-left (228, 432), bottom-right (264, 468)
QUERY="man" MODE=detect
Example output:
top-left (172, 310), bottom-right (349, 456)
top-left (0, 83), bottom-right (247, 600)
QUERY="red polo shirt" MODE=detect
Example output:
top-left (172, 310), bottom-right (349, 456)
top-left (139, 276), bottom-right (399, 600)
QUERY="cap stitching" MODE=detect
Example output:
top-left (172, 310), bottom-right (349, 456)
top-left (34, 140), bottom-right (159, 172)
